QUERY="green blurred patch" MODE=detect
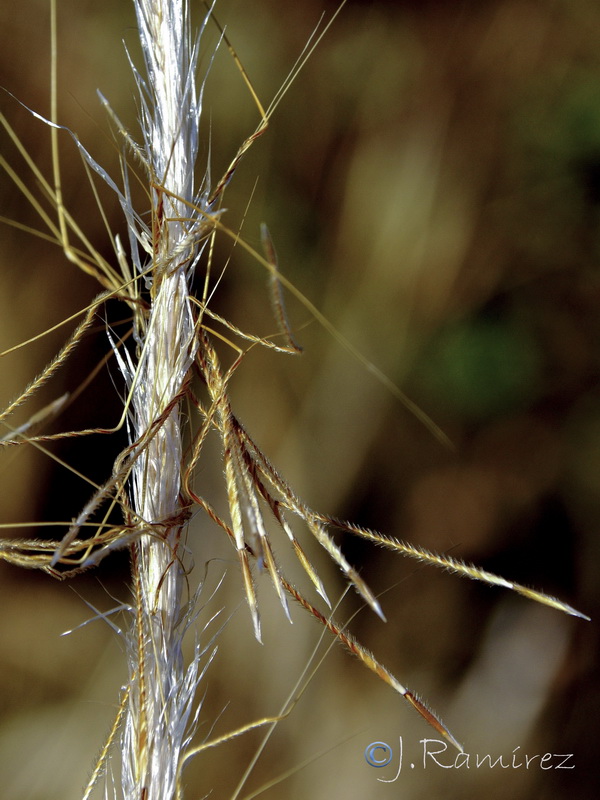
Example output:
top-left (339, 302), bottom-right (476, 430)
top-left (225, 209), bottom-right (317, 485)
top-left (418, 312), bottom-right (543, 421)
top-left (506, 69), bottom-right (600, 265)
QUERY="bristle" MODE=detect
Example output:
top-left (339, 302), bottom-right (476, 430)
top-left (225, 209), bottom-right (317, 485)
top-left (240, 548), bottom-right (262, 643)
top-left (262, 537), bottom-right (292, 622)
top-left (291, 539), bottom-right (331, 606)
top-left (328, 517), bottom-right (590, 622)
top-left (404, 691), bottom-right (463, 753)
top-left (511, 584), bottom-right (591, 621)
top-left (280, 576), bottom-right (462, 749)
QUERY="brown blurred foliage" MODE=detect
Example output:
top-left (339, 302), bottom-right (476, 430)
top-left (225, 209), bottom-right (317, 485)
top-left (1, 0), bottom-right (598, 798)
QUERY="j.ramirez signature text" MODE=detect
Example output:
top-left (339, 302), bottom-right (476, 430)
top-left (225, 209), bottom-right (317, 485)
top-left (365, 738), bottom-right (574, 781)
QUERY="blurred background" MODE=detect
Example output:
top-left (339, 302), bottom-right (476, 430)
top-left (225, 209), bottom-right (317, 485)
top-left (0, 0), bottom-right (599, 798)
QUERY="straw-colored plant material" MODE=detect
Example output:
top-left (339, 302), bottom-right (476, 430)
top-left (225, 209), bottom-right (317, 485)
top-left (0, 1), bottom-right (589, 798)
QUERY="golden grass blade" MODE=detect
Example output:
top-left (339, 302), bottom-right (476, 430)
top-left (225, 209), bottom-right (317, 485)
top-left (325, 516), bottom-right (591, 621)
top-left (0, 303), bottom-right (97, 427)
top-left (281, 576), bottom-right (463, 753)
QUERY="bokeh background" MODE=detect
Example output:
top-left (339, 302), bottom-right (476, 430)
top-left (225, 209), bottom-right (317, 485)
top-left (0, 0), bottom-right (598, 798)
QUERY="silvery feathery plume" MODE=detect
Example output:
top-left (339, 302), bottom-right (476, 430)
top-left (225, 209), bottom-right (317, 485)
top-left (116, 1), bottom-right (210, 796)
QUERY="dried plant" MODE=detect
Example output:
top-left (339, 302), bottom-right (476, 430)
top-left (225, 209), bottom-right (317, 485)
top-left (0, 1), bottom-right (589, 798)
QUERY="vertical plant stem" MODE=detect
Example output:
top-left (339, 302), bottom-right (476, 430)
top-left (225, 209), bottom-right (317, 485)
top-left (122, 1), bottom-right (202, 797)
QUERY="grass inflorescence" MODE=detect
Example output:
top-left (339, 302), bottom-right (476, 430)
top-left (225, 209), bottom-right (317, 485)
top-left (0, 1), bottom-right (590, 798)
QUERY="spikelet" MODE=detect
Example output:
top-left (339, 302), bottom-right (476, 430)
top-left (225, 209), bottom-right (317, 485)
top-left (0, 2), bottom-right (590, 794)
